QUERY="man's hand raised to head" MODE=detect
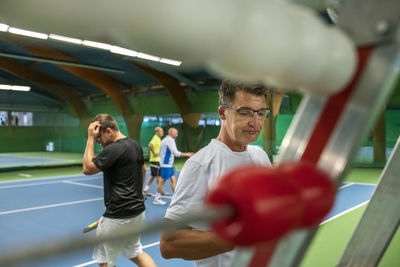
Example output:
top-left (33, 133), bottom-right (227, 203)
top-left (88, 121), bottom-right (101, 139)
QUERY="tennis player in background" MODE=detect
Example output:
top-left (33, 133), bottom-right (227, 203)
top-left (83, 113), bottom-right (156, 267)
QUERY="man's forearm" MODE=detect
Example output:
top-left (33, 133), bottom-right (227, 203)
top-left (142, 164), bottom-right (146, 184)
top-left (148, 143), bottom-right (156, 155)
top-left (83, 138), bottom-right (96, 174)
top-left (180, 152), bottom-right (193, 157)
top-left (160, 228), bottom-right (234, 260)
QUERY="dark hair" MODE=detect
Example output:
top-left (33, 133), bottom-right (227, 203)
top-left (218, 80), bottom-right (267, 106)
top-left (91, 114), bottom-right (119, 132)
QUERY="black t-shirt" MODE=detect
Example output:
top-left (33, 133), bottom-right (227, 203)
top-left (93, 137), bottom-right (145, 219)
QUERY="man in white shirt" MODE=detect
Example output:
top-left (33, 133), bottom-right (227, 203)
top-left (153, 127), bottom-right (193, 205)
top-left (160, 80), bottom-right (271, 267)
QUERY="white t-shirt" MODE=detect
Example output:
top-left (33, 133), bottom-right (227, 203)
top-left (159, 135), bottom-right (181, 168)
top-left (165, 139), bottom-right (271, 267)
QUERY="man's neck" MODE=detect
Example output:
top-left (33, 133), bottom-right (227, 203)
top-left (216, 133), bottom-right (247, 152)
top-left (114, 132), bottom-right (126, 142)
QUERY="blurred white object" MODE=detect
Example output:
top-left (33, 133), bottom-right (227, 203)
top-left (207, 1), bottom-right (356, 95)
top-left (0, 0), bottom-right (356, 95)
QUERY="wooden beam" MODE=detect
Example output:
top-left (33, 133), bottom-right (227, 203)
top-left (262, 89), bottom-right (285, 162)
top-left (131, 62), bottom-right (200, 127)
top-left (4, 37), bottom-right (142, 139)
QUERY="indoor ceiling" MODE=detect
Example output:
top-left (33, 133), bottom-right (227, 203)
top-left (0, 30), bottom-right (221, 111)
top-left (0, 22), bottom-right (399, 113)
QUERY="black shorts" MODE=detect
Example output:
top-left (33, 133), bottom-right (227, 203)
top-left (149, 161), bottom-right (161, 177)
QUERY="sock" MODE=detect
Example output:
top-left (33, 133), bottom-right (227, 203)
top-left (143, 185), bottom-right (149, 191)
top-left (155, 193), bottom-right (161, 201)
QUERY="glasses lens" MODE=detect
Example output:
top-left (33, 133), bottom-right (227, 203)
top-left (237, 109), bottom-right (253, 117)
top-left (257, 109), bottom-right (271, 118)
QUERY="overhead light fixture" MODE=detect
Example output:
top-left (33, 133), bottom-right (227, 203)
top-left (1, 22), bottom-right (184, 67)
top-left (82, 40), bottom-right (112, 50)
top-left (110, 46), bottom-right (138, 57)
top-left (0, 23), bottom-right (9, 32)
top-left (49, 34), bottom-right (83, 45)
top-left (137, 52), bottom-right (160, 62)
top-left (160, 58), bottom-right (182, 66)
top-left (8, 27), bottom-right (48, 39)
top-left (0, 84), bottom-right (31, 91)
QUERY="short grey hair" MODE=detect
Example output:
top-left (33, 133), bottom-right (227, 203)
top-left (218, 80), bottom-right (267, 106)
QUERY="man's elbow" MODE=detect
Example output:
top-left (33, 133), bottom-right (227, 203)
top-left (83, 166), bottom-right (92, 175)
top-left (83, 164), bottom-right (97, 175)
top-left (159, 238), bottom-right (174, 259)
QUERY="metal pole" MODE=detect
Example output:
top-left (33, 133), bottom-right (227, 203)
top-left (0, 206), bottom-right (233, 266)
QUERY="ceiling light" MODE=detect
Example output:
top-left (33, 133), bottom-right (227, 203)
top-left (0, 85), bottom-right (13, 90)
top-left (11, 85), bottom-right (31, 91)
top-left (110, 46), bottom-right (138, 57)
top-left (1, 23), bottom-right (184, 67)
top-left (160, 58), bottom-right (182, 66)
top-left (0, 84), bottom-right (31, 91)
top-left (8, 27), bottom-right (48, 39)
top-left (82, 40), bottom-right (112, 50)
top-left (49, 34), bottom-right (82, 45)
top-left (137, 53), bottom-right (160, 62)
top-left (0, 23), bottom-right (9, 32)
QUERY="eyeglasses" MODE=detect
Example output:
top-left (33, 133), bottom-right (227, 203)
top-left (223, 105), bottom-right (271, 119)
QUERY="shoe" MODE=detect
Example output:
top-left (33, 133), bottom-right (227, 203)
top-left (153, 199), bottom-right (167, 205)
top-left (161, 190), bottom-right (170, 196)
top-left (143, 190), bottom-right (152, 196)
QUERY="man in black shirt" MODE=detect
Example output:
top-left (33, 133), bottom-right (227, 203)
top-left (83, 114), bottom-right (156, 267)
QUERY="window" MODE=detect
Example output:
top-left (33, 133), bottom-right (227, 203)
top-left (0, 111), bottom-right (6, 126)
top-left (0, 111), bottom-right (33, 126)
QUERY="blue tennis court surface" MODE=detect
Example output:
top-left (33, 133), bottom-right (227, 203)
top-left (0, 154), bottom-right (73, 168)
top-left (0, 172), bottom-right (376, 267)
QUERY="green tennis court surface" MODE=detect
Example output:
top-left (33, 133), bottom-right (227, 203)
top-left (0, 152), bottom-right (83, 171)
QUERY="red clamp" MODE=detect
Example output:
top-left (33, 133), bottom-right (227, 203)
top-left (206, 162), bottom-right (336, 246)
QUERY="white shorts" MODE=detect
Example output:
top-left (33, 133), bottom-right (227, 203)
top-left (93, 212), bottom-right (145, 265)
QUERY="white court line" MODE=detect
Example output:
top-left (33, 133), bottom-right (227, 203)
top-left (18, 173), bottom-right (32, 178)
top-left (73, 260), bottom-right (97, 267)
top-left (63, 180), bottom-right (103, 189)
top-left (339, 182), bottom-right (377, 189)
top-left (319, 182), bottom-right (374, 225)
top-left (73, 242), bottom-right (160, 267)
top-left (0, 169), bottom-right (152, 185)
top-left (347, 182), bottom-right (377, 186)
top-left (0, 176), bottom-right (102, 189)
top-left (338, 183), bottom-right (354, 190)
top-left (0, 180), bottom-right (64, 189)
top-left (146, 193), bottom-right (172, 199)
top-left (320, 200), bottom-right (369, 225)
top-left (67, 176), bottom-right (103, 182)
top-left (0, 173), bottom-right (102, 184)
top-left (0, 198), bottom-right (103, 216)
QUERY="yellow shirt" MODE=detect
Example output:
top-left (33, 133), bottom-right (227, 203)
top-left (149, 134), bottom-right (161, 162)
